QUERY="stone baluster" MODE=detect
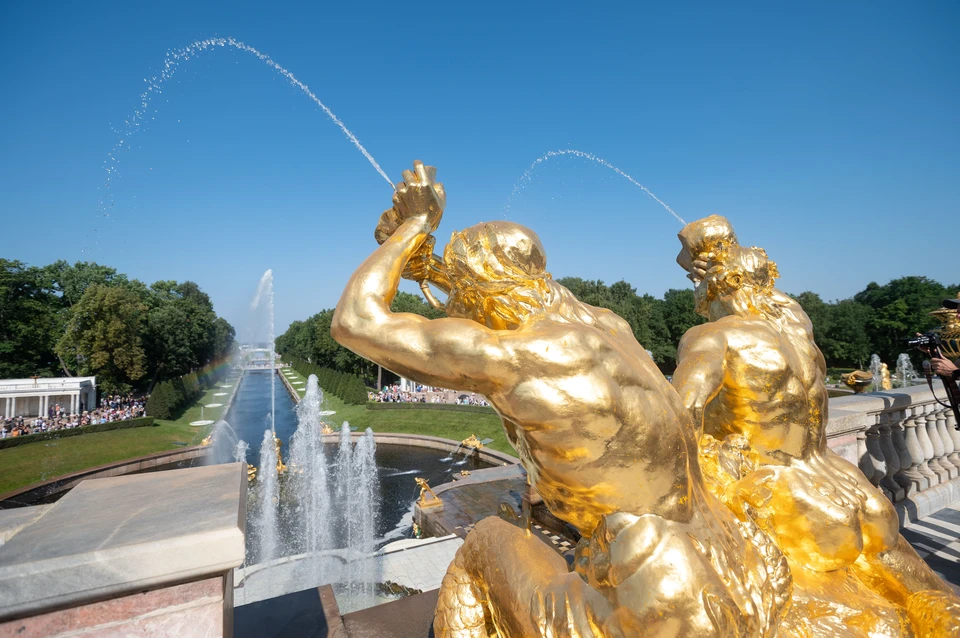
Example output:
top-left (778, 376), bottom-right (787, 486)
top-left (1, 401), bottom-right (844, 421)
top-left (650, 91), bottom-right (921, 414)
top-left (857, 429), bottom-right (874, 487)
top-left (925, 404), bottom-right (950, 483)
top-left (945, 407), bottom-right (960, 469)
top-left (936, 406), bottom-right (958, 479)
top-left (863, 415), bottom-right (890, 500)
top-left (877, 412), bottom-right (904, 502)
top-left (915, 405), bottom-right (938, 489)
top-left (900, 408), bottom-right (927, 494)
top-left (890, 409), bottom-right (914, 498)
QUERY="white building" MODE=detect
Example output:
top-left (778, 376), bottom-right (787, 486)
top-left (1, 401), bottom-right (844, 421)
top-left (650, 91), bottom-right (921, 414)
top-left (0, 377), bottom-right (97, 418)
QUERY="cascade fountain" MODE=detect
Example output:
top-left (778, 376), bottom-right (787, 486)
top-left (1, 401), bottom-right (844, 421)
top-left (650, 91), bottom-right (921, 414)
top-left (254, 428), bottom-right (280, 563)
top-left (251, 270), bottom-right (276, 432)
top-left (895, 353), bottom-right (917, 388)
top-left (869, 354), bottom-right (883, 391)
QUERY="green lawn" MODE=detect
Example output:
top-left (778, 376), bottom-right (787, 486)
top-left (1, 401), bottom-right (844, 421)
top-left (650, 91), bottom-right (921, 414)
top-left (281, 367), bottom-right (516, 455)
top-left (1, 370), bottom-right (515, 496)
top-left (0, 381), bottom-right (236, 495)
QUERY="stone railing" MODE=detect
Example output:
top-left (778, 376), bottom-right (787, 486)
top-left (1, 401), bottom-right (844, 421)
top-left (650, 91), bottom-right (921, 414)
top-left (827, 385), bottom-right (960, 524)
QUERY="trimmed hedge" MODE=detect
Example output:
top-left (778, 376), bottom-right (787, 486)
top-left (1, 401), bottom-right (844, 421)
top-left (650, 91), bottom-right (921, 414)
top-left (284, 356), bottom-right (369, 405)
top-left (147, 359), bottom-right (230, 419)
top-left (0, 417), bottom-right (156, 450)
top-left (365, 403), bottom-right (496, 414)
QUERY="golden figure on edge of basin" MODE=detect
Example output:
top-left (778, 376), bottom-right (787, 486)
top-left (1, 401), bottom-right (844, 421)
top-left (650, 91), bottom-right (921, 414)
top-left (332, 162), bottom-right (959, 636)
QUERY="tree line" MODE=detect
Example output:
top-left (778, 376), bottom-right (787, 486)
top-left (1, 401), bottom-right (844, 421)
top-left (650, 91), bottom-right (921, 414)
top-left (276, 277), bottom-right (956, 384)
top-left (1, 259), bottom-right (235, 394)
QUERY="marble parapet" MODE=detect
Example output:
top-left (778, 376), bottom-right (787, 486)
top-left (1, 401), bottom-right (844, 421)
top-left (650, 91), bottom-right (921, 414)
top-left (0, 462), bottom-right (246, 622)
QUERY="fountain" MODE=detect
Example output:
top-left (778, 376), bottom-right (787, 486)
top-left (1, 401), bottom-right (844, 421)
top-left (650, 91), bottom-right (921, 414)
top-left (251, 270), bottom-right (276, 432)
top-left (253, 428), bottom-right (280, 564)
top-left (289, 375), bottom-right (333, 555)
top-left (342, 427), bottom-right (380, 608)
top-left (189, 405), bottom-right (215, 427)
top-left (869, 354), bottom-right (883, 391)
top-left (895, 353), bottom-right (917, 388)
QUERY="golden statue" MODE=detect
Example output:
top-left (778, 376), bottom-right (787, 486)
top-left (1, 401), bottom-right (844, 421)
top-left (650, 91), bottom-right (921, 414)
top-left (672, 215), bottom-right (960, 634)
top-left (334, 162), bottom-right (788, 636)
top-left (930, 294), bottom-right (960, 359)
top-left (332, 163), bottom-right (959, 636)
top-left (274, 436), bottom-right (287, 476)
top-left (881, 362), bottom-right (893, 390)
top-left (841, 369), bottom-right (875, 393)
top-left (460, 434), bottom-right (483, 450)
top-left (415, 477), bottom-right (442, 509)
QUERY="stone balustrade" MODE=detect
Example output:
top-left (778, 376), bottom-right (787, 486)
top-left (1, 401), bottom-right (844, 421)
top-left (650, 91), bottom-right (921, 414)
top-left (826, 385), bottom-right (960, 525)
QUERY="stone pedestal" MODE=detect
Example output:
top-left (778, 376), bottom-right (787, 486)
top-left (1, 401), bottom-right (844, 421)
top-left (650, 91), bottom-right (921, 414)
top-left (0, 463), bottom-right (246, 637)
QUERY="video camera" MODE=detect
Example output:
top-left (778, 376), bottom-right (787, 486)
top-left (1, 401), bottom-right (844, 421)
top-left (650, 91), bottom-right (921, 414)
top-left (906, 332), bottom-right (942, 351)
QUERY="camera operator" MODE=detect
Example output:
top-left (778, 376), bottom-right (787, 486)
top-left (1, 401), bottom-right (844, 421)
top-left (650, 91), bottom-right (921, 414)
top-left (922, 296), bottom-right (960, 379)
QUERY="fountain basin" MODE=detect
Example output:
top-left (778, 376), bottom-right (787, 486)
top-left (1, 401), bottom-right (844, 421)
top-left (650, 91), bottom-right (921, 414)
top-left (190, 420), bottom-right (216, 427)
top-left (214, 392), bottom-right (228, 396)
top-left (205, 403), bottom-right (224, 408)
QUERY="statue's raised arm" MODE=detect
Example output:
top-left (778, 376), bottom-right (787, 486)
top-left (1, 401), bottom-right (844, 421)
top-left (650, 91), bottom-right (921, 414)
top-left (331, 161), bottom-right (508, 395)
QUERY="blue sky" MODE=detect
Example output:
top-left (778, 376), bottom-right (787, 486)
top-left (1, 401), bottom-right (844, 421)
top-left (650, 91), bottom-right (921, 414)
top-left (1, 1), bottom-right (957, 335)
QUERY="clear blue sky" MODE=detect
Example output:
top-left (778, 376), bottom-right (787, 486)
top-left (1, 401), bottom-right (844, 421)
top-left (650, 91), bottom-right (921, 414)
top-left (1, 1), bottom-right (957, 335)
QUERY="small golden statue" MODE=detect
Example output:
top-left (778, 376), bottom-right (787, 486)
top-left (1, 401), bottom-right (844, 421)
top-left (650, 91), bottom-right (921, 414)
top-left (200, 434), bottom-right (213, 447)
top-left (320, 422), bottom-right (335, 435)
top-left (415, 477), bottom-right (442, 509)
top-left (460, 434), bottom-right (483, 450)
top-left (880, 362), bottom-right (892, 390)
top-left (247, 464), bottom-right (257, 483)
top-left (841, 369), bottom-right (875, 393)
top-left (274, 436), bottom-right (287, 476)
top-left (332, 163), bottom-right (960, 636)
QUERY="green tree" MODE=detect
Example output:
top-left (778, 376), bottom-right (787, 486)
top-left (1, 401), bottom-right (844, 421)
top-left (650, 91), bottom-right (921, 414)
top-left (662, 288), bottom-right (705, 347)
top-left (56, 284), bottom-right (148, 393)
top-left (0, 260), bottom-right (61, 378)
top-left (390, 291), bottom-right (446, 319)
top-left (854, 277), bottom-right (953, 365)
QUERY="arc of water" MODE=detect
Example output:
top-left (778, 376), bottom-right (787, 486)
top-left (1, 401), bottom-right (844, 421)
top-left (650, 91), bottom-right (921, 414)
top-left (506, 149), bottom-right (685, 226)
top-left (93, 36), bottom-right (392, 251)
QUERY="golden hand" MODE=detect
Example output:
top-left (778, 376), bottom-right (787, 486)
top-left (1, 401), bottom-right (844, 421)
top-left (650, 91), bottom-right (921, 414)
top-left (374, 160), bottom-right (445, 246)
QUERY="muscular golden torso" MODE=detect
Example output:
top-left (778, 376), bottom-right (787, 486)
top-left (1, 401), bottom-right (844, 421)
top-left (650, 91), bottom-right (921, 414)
top-left (698, 315), bottom-right (828, 464)
top-left (677, 305), bottom-right (899, 571)
top-left (486, 306), bottom-right (697, 536)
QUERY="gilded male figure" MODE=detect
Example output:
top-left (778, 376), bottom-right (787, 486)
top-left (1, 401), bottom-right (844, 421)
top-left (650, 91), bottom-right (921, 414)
top-left (332, 163), bottom-right (785, 637)
top-left (671, 215), bottom-right (960, 635)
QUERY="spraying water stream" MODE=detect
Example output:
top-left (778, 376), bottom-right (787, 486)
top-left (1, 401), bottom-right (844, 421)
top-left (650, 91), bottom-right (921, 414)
top-left (506, 149), bottom-right (686, 225)
top-left (93, 36), bottom-right (392, 250)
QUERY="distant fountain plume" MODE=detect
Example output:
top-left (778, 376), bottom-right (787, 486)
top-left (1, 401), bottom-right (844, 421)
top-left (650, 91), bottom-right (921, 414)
top-left (895, 353), bottom-right (917, 388)
top-left (252, 270), bottom-right (276, 432)
top-left (506, 149), bottom-right (685, 225)
top-left (92, 37), bottom-right (391, 251)
top-left (289, 375), bottom-right (332, 554)
top-left (869, 354), bottom-right (883, 391)
top-left (207, 419), bottom-right (241, 464)
top-left (254, 428), bottom-right (280, 563)
top-left (234, 439), bottom-right (249, 464)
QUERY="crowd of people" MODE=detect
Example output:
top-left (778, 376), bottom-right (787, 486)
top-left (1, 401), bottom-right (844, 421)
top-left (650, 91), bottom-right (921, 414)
top-left (368, 384), bottom-right (489, 407)
top-left (1, 394), bottom-right (147, 439)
